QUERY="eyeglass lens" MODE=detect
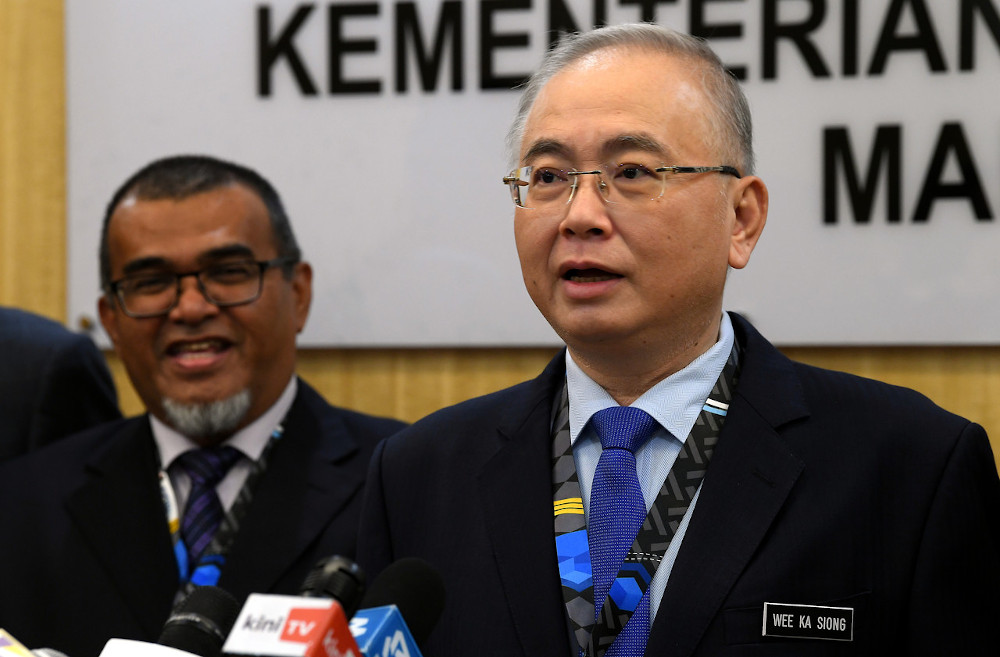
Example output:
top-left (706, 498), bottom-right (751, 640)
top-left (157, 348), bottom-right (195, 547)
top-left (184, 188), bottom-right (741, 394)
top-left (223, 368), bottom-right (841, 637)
top-left (117, 261), bottom-right (263, 317)
top-left (512, 161), bottom-right (666, 209)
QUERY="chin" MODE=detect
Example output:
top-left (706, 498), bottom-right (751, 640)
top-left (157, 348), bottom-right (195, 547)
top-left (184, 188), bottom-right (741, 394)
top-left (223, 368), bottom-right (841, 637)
top-left (556, 321), bottom-right (631, 347)
top-left (161, 389), bottom-right (253, 440)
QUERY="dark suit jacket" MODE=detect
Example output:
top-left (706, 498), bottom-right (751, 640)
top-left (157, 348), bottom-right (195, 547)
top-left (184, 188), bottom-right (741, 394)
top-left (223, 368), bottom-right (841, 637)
top-left (358, 314), bottom-right (1000, 656)
top-left (0, 380), bottom-right (405, 657)
top-left (0, 307), bottom-right (120, 461)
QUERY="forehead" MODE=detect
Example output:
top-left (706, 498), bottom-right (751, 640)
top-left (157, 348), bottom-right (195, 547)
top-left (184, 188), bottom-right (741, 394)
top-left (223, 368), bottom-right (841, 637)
top-left (520, 48), bottom-right (715, 162)
top-left (106, 184), bottom-right (274, 269)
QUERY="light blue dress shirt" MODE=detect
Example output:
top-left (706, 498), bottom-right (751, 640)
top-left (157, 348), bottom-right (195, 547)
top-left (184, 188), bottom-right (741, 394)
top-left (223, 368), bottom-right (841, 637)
top-left (566, 312), bottom-right (734, 620)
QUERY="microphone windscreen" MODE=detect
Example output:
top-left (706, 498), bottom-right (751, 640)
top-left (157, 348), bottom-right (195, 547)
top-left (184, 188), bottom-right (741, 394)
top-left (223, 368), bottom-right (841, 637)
top-left (299, 555), bottom-right (366, 617)
top-left (158, 586), bottom-right (241, 657)
top-left (359, 558), bottom-right (445, 647)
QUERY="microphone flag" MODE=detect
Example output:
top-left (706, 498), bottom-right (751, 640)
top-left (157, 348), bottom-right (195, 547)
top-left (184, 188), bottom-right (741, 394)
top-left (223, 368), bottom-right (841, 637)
top-left (348, 606), bottom-right (421, 657)
top-left (0, 630), bottom-right (34, 657)
top-left (222, 594), bottom-right (359, 657)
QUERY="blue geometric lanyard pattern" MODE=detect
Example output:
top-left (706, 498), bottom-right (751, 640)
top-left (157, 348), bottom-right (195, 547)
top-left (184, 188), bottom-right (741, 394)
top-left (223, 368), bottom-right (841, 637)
top-left (158, 423), bottom-right (285, 603)
top-left (551, 341), bottom-right (742, 655)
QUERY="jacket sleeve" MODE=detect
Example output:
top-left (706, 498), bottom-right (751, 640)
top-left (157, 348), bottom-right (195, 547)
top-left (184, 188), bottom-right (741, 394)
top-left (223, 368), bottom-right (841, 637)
top-left (906, 422), bottom-right (1000, 655)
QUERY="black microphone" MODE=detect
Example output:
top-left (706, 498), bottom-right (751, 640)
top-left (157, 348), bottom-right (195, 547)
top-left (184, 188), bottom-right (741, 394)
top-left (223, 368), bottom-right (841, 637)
top-left (299, 554), bottom-right (366, 617)
top-left (157, 586), bottom-right (241, 657)
top-left (350, 557), bottom-right (445, 654)
top-left (98, 586), bottom-right (241, 657)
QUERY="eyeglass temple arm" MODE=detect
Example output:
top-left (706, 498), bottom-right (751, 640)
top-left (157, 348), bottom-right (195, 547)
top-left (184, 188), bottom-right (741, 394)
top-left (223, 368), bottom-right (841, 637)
top-left (656, 165), bottom-right (742, 178)
top-left (503, 165), bottom-right (742, 185)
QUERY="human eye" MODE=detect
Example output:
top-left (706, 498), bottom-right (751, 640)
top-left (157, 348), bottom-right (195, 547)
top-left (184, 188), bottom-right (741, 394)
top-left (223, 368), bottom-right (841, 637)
top-left (205, 261), bottom-right (257, 284)
top-left (613, 162), bottom-right (658, 181)
top-left (531, 166), bottom-right (570, 187)
top-left (123, 273), bottom-right (173, 295)
top-left (608, 161), bottom-right (665, 201)
top-left (520, 165), bottom-right (570, 205)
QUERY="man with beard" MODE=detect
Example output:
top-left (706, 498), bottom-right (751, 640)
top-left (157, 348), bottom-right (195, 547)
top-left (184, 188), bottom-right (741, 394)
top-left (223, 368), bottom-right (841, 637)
top-left (0, 155), bottom-right (406, 657)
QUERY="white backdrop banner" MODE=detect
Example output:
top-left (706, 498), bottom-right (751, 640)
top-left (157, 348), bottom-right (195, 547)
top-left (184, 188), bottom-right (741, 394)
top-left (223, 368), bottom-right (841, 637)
top-left (67, 0), bottom-right (1000, 346)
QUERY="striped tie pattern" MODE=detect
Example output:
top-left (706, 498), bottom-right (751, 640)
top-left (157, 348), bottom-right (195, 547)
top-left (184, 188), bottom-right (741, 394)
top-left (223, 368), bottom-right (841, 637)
top-left (177, 446), bottom-right (241, 571)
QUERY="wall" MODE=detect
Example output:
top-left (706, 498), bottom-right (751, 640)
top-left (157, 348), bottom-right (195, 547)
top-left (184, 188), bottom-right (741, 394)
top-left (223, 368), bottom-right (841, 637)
top-left (2, 0), bottom-right (997, 468)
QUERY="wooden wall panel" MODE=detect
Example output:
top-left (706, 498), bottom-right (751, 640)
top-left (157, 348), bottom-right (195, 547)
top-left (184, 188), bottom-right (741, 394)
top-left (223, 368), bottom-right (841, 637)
top-left (3, 0), bottom-right (998, 473)
top-left (0, 0), bottom-right (65, 315)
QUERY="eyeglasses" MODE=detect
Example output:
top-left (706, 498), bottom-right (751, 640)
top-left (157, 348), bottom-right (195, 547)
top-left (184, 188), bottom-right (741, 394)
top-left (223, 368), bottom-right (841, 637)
top-left (502, 162), bottom-right (741, 210)
top-left (108, 257), bottom-right (297, 318)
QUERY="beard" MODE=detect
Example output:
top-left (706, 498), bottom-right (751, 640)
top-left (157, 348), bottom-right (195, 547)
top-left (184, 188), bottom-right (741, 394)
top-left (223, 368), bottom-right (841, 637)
top-left (161, 389), bottom-right (252, 440)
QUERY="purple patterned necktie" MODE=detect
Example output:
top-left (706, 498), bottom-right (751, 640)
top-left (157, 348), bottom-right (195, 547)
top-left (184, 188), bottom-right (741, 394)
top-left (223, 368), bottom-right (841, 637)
top-left (588, 406), bottom-right (658, 657)
top-left (177, 446), bottom-right (241, 570)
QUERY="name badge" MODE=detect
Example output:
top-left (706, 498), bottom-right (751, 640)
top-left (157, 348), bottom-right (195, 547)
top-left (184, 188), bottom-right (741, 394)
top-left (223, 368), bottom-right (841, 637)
top-left (762, 602), bottom-right (853, 641)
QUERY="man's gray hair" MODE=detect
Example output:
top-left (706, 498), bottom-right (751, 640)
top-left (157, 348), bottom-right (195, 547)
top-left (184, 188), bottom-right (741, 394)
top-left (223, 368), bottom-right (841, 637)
top-left (506, 23), bottom-right (755, 176)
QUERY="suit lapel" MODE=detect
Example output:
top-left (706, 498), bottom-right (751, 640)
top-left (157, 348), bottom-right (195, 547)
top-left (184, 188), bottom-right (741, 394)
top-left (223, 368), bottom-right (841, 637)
top-left (478, 354), bottom-right (576, 657)
top-left (647, 315), bottom-right (809, 656)
top-left (65, 419), bottom-right (178, 637)
top-left (221, 382), bottom-right (362, 599)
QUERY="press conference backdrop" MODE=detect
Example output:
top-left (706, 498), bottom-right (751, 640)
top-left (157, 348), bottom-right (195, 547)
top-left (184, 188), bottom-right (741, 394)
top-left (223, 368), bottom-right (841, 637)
top-left (67, 1), bottom-right (1000, 346)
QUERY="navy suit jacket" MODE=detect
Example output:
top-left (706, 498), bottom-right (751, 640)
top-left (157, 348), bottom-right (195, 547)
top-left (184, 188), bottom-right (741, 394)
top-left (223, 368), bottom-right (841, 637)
top-left (358, 314), bottom-right (1000, 656)
top-left (0, 307), bottom-right (120, 461)
top-left (0, 380), bottom-right (405, 657)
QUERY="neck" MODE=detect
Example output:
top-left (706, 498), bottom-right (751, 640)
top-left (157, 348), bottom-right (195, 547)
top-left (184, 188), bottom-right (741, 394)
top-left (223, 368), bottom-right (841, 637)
top-left (567, 314), bottom-right (722, 406)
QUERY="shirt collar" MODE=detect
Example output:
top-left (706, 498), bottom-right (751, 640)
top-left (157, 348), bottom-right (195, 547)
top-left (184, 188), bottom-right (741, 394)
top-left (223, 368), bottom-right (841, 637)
top-left (153, 376), bottom-right (298, 468)
top-left (566, 312), bottom-right (734, 444)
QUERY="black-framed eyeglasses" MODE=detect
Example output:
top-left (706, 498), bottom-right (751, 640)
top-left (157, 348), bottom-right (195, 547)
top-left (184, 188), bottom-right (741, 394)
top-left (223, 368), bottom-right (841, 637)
top-left (108, 257), bottom-right (297, 318)
top-left (502, 162), bottom-right (742, 210)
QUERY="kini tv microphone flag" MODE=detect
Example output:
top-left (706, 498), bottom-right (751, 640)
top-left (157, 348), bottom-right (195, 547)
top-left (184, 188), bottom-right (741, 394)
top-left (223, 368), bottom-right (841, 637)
top-left (222, 555), bottom-right (367, 657)
top-left (221, 594), bottom-right (359, 657)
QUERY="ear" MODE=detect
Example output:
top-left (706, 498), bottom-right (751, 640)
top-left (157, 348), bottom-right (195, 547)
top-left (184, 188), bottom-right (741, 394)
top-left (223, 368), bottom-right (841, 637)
top-left (290, 261), bottom-right (313, 333)
top-left (728, 175), bottom-right (768, 270)
top-left (98, 294), bottom-right (121, 350)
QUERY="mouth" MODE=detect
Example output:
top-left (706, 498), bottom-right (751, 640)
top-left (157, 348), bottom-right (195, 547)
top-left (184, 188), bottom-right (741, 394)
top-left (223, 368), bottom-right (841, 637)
top-left (563, 268), bottom-right (623, 283)
top-left (166, 338), bottom-right (232, 365)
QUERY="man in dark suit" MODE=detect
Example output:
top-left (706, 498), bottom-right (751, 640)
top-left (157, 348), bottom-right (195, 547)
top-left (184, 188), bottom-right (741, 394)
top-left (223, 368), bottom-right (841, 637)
top-left (0, 305), bottom-right (120, 461)
top-left (0, 155), bottom-right (406, 657)
top-left (358, 24), bottom-right (1000, 656)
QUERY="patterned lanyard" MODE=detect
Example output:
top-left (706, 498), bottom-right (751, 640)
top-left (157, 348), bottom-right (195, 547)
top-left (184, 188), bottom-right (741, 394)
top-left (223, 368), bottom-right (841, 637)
top-left (551, 342), bottom-right (742, 655)
top-left (159, 423), bottom-right (285, 602)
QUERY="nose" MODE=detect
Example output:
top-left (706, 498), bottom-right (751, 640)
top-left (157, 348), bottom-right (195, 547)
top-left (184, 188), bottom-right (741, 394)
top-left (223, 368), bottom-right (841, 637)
top-left (168, 273), bottom-right (219, 324)
top-left (559, 171), bottom-right (613, 238)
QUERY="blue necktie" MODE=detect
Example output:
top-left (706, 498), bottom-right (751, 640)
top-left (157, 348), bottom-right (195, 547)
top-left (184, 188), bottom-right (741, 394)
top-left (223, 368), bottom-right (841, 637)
top-left (588, 406), bottom-right (658, 657)
top-left (177, 446), bottom-right (241, 571)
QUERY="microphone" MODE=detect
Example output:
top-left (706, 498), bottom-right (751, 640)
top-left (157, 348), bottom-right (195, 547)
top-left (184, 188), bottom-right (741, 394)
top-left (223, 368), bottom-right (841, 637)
top-left (222, 556), bottom-right (365, 657)
top-left (159, 586), bottom-right (242, 656)
top-left (100, 586), bottom-right (241, 657)
top-left (300, 555), bottom-right (366, 617)
top-left (348, 558), bottom-right (445, 657)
